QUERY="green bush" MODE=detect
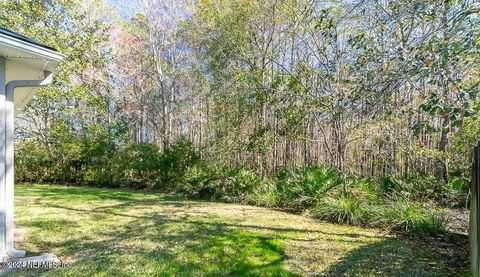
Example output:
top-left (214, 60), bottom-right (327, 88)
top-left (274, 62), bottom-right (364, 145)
top-left (16, 140), bottom-right (53, 183)
top-left (344, 176), bottom-right (381, 204)
top-left (250, 190), bottom-right (280, 207)
top-left (249, 181), bottom-right (280, 207)
top-left (83, 167), bottom-right (114, 187)
top-left (156, 138), bottom-right (200, 189)
top-left (179, 163), bottom-right (218, 198)
top-left (112, 143), bottom-right (162, 189)
top-left (180, 164), bottom-right (259, 202)
top-left (379, 175), bottom-right (406, 195)
top-left (220, 167), bottom-right (260, 202)
top-left (379, 174), bottom-right (465, 204)
top-left (374, 200), bottom-right (448, 236)
top-left (109, 139), bottom-right (200, 189)
top-left (275, 166), bottom-right (342, 210)
top-left (288, 170), bottom-right (450, 236)
top-left (310, 195), bottom-right (369, 225)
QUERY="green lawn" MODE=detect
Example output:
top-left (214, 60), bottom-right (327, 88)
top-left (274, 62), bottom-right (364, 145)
top-left (8, 184), bottom-right (468, 276)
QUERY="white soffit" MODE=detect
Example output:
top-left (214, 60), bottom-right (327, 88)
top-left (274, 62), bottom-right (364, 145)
top-left (0, 30), bottom-right (64, 116)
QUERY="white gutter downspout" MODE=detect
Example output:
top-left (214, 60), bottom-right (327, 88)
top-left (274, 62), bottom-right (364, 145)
top-left (4, 71), bottom-right (53, 258)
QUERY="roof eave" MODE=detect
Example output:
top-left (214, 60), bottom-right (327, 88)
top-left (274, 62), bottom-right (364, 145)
top-left (0, 33), bottom-right (65, 62)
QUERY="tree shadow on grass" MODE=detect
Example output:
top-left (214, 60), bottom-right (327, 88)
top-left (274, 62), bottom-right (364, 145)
top-left (44, 203), bottom-right (382, 240)
top-left (13, 215), bottom-right (300, 276)
top-left (321, 233), bottom-right (469, 277)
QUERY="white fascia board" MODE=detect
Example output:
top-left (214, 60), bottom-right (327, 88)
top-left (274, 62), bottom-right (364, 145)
top-left (0, 33), bottom-right (64, 62)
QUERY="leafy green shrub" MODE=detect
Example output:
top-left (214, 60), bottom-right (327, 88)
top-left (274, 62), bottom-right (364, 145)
top-left (180, 163), bottom-right (218, 198)
top-left (449, 176), bottom-right (469, 193)
top-left (380, 173), bottom-right (469, 208)
top-left (310, 195), bottom-right (368, 225)
top-left (275, 166), bottom-right (342, 210)
top-left (180, 164), bottom-right (259, 202)
top-left (374, 200), bottom-right (448, 236)
top-left (379, 175), bottom-right (405, 195)
top-left (112, 143), bottom-right (162, 189)
top-left (110, 139), bottom-right (200, 189)
top-left (249, 181), bottom-right (280, 207)
top-left (220, 167), bottom-right (260, 202)
top-left (446, 176), bottom-right (470, 207)
top-left (16, 140), bottom-right (53, 183)
top-left (345, 176), bottom-right (381, 204)
top-left (156, 138), bottom-right (200, 189)
top-left (83, 167), bottom-right (114, 187)
top-left (405, 174), bottom-right (443, 200)
top-left (250, 190), bottom-right (280, 207)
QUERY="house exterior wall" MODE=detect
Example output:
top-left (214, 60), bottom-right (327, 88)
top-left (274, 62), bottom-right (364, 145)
top-left (0, 57), bottom-right (7, 257)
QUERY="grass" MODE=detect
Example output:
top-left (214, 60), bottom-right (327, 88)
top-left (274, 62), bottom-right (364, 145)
top-left (7, 184), bottom-right (468, 276)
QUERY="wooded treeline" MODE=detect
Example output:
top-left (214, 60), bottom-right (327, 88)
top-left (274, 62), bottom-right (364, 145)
top-left (1, 0), bottom-right (479, 185)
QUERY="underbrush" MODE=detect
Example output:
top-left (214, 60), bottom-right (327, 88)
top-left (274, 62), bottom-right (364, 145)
top-left (311, 195), bottom-right (369, 225)
top-left (178, 163), bottom-right (260, 202)
top-left (247, 167), bottom-right (459, 236)
top-left (178, 164), bottom-right (456, 236)
top-left (374, 199), bottom-right (448, 235)
top-left (17, 137), bottom-right (463, 236)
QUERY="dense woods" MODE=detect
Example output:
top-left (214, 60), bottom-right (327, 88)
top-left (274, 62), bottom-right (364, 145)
top-left (1, 0), bottom-right (479, 233)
